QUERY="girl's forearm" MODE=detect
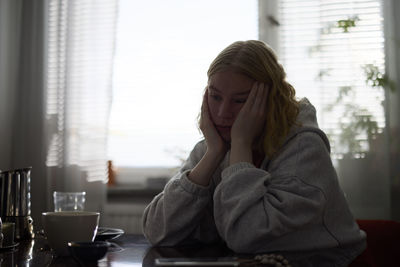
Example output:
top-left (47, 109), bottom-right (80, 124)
top-left (188, 150), bottom-right (225, 186)
top-left (229, 141), bottom-right (252, 166)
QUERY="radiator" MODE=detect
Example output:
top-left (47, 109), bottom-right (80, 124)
top-left (102, 203), bottom-right (148, 234)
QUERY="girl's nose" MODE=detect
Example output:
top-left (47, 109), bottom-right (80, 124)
top-left (217, 101), bottom-right (233, 119)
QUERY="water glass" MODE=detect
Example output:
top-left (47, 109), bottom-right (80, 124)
top-left (53, 191), bottom-right (86, 212)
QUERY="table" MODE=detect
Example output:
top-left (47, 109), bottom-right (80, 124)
top-left (0, 234), bottom-right (237, 267)
top-left (0, 234), bottom-right (363, 266)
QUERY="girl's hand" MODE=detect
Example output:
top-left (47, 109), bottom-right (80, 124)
top-left (189, 90), bottom-right (228, 186)
top-left (199, 89), bottom-right (229, 158)
top-left (230, 82), bottom-right (268, 150)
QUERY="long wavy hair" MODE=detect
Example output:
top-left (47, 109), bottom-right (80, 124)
top-left (206, 40), bottom-right (299, 158)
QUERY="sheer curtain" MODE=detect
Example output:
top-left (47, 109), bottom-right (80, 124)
top-left (45, 0), bottom-right (118, 214)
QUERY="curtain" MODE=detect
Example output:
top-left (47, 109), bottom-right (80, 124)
top-left (0, 0), bottom-right (47, 229)
top-left (0, 0), bottom-right (118, 228)
top-left (45, 0), bottom-right (118, 214)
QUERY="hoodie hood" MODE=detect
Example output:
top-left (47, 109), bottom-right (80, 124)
top-left (284, 98), bottom-right (331, 153)
top-left (295, 98), bottom-right (319, 128)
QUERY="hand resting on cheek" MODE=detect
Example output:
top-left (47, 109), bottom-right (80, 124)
top-left (230, 82), bottom-right (269, 165)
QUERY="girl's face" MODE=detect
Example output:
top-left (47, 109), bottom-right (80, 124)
top-left (207, 70), bottom-right (254, 142)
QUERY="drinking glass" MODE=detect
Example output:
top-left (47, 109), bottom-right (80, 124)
top-left (53, 191), bottom-right (86, 212)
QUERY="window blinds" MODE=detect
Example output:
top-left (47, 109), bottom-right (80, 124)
top-left (278, 0), bottom-right (385, 158)
top-left (46, 0), bottom-right (118, 182)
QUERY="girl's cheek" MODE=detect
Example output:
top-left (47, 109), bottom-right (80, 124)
top-left (207, 102), bottom-right (217, 122)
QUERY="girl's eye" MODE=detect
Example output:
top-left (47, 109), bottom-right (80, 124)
top-left (210, 94), bottom-right (222, 101)
top-left (234, 99), bottom-right (247, 104)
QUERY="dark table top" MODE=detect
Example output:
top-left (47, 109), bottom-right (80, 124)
top-left (0, 234), bottom-right (238, 267)
top-left (0, 233), bottom-right (356, 266)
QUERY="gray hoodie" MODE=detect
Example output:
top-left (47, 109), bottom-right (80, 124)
top-left (142, 98), bottom-right (366, 266)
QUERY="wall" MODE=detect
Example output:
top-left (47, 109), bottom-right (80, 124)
top-left (258, 0), bottom-right (279, 53)
top-left (384, 0), bottom-right (400, 221)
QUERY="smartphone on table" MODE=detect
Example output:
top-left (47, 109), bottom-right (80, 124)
top-left (155, 257), bottom-right (239, 266)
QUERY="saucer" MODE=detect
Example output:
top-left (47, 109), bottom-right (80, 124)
top-left (95, 227), bottom-right (124, 241)
top-left (0, 242), bottom-right (19, 251)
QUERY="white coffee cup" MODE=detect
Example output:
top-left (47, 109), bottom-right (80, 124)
top-left (42, 211), bottom-right (100, 256)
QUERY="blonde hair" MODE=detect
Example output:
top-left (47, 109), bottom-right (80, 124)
top-left (207, 40), bottom-right (299, 158)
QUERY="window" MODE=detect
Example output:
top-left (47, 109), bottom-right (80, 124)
top-left (108, 0), bottom-right (258, 167)
top-left (277, 0), bottom-right (385, 160)
top-left (276, 0), bottom-right (390, 219)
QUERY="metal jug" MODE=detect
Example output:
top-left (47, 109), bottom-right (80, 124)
top-left (0, 167), bottom-right (34, 240)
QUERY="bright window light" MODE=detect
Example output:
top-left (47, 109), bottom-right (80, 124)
top-left (108, 0), bottom-right (258, 167)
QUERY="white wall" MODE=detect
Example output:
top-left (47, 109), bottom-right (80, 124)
top-left (258, 0), bottom-right (279, 53)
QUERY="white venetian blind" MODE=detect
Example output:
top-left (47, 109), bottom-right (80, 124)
top-left (46, 0), bottom-right (118, 183)
top-left (278, 0), bottom-right (385, 159)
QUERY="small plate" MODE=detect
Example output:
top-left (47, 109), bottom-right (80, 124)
top-left (95, 227), bottom-right (124, 241)
top-left (0, 242), bottom-right (19, 251)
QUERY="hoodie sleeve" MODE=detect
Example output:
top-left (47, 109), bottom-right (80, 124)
top-left (142, 141), bottom-right (216, 246)
top-left (213, 132), bottom-right (331, 253)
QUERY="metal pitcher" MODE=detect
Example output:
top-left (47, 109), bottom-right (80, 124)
top-left (0, 167), bottom-right (34, 240)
